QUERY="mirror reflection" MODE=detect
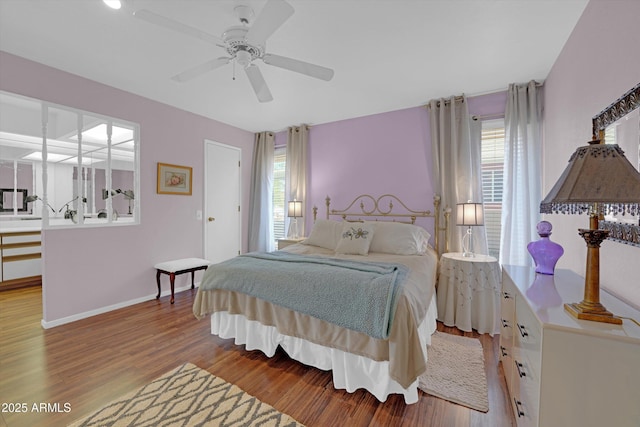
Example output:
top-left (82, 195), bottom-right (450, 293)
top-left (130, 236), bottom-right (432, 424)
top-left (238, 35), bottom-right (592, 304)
top-left (594, 82), bottom-right (640, 246)
top-left (0, 91), bottom-right (138, 226)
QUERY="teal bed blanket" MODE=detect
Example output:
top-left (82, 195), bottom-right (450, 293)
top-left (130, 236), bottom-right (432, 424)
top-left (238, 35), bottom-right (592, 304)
top-left (199, 251), bottom-right (408, 339)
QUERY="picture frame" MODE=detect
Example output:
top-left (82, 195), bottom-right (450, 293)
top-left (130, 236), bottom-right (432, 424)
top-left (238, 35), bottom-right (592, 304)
top-left (157, 163), bottom-right (192, 195)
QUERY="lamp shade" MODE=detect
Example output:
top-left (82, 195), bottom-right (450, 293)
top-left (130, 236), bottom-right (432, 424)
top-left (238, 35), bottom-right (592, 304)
top-left (540, 141), bottom-right (640, 216)
top-left (288, 200), bottom-right (303, 218)
top-left (456, 202), bottom-right (484, 226)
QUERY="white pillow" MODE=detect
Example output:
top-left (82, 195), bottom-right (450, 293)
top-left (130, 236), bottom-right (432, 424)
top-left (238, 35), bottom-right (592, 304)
top-left (302, 219), bottom-right (343, 250)
top-left (367, 221), bottom-right (431, 255)
top-left (335, 222), bottom-right (375, 255)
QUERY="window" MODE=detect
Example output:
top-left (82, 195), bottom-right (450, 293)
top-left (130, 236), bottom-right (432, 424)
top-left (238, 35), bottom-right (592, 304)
top-left (0, 91), bottom-right (139, 227)
top-left (272, 147), bottom-right (286, 245)
top-left (480, 119), bottom-right (505, 259)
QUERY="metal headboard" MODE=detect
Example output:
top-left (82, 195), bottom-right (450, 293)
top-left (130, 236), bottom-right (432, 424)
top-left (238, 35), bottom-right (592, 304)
top-left (312, 194), bottom-right (450, 256)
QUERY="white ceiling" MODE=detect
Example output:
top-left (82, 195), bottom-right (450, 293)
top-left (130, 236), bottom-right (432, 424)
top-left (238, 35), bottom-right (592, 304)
top-left (0, 0), bottom-right (589, 133)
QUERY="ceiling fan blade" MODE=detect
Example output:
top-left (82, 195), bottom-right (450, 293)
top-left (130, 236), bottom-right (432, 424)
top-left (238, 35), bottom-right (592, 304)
top-left (133, 9), bottom-right (224, 46)
top-left (171, 57), bottom-right (231, 82)
top-left (244, 65), bottom-right (273, 103)
top-left (262, 54), bottom-right (334, 81)
top-left (245, 0), bottom-right (294, 47)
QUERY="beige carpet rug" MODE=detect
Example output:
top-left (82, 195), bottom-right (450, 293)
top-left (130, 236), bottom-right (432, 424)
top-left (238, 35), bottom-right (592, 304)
top-left (68, 363), bottom-right (304, 426)
top-left (418, 331), bottom-right (489, 412)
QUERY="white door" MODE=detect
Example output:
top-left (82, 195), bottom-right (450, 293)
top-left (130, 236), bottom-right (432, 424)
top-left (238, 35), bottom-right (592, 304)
top-left (204, 140), bottom-right (241, 263)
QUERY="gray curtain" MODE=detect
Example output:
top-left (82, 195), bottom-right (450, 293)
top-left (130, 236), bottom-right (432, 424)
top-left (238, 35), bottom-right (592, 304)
top-left (500, 81), bottom-right (543, 266)
top-left (286, 125), bottom-right (308, 238)
top-left (248, 131), bottom-right (275, 252)
top-left (429, 95), bottom-right (488, 255)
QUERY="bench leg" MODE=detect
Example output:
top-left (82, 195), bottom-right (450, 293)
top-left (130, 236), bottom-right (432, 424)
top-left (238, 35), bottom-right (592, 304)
top-left (170, 272), bottom-right (176, 304)
top-left (191, 271), bottom-right (195, 289)
top-left (156, 270), bottom-right (161, 299)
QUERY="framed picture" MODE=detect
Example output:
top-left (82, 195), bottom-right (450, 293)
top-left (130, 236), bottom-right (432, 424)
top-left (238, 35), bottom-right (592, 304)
top-left (157, 163), bottom-right (192, 195)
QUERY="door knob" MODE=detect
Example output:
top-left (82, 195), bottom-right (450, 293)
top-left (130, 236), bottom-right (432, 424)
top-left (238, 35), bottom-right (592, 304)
top-left (208, 217), bottom-right (215, 222)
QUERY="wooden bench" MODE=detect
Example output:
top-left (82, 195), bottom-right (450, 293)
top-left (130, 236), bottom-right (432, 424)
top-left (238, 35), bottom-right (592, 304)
top-left (154, 258), bottom-right (211, 304)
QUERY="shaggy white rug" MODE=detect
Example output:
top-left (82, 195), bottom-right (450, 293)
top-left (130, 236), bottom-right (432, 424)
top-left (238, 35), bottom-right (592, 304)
top-left (418, 331), bottom-right (489, 412)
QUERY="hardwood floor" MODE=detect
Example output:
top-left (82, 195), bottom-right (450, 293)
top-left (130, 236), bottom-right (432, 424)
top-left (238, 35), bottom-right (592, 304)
top-left (0, 286), bottom-right (516, 427)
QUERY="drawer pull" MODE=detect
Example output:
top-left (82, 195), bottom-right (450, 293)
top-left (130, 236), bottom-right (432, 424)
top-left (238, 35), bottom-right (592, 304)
top-left (515, 360), bottom-right (527, 378)
top-left (501, 319), bottom-right (510, 328)
top-left (500, 346), bottom-right (508, 357)
top-left (517, 323), bottom-right (529, 338)
top-left (513, 397), bottom-right (525, 418)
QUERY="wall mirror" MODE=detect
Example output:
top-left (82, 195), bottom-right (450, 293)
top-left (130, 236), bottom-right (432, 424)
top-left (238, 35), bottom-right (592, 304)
top-left (592, 82), bottom-right (640, 246)
top-left (0, 91), bottom-right (139, 227)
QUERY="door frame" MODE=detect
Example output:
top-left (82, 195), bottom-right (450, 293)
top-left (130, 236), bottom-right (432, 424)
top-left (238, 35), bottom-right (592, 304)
top-left (203, 140), bottom-right (242, 261)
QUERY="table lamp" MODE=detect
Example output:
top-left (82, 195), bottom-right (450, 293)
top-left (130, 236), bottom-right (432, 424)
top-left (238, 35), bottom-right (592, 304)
top-left (456, 201), bottom-right (484, 257)
top-left (288, 199), bottom-right (303, 239)
top-left (540, 140), bottom-right (640, 324)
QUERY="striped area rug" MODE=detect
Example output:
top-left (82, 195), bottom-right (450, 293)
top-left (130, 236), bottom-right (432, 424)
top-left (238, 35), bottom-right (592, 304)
top-left (68, 363), bottom-right (304, 426)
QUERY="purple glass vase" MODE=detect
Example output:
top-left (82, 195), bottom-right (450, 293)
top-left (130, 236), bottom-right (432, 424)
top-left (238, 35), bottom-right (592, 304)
top-left (527, 221), bottom-right (564, 275)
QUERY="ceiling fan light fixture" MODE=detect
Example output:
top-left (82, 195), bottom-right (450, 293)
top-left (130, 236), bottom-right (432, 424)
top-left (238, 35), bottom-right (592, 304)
top-left (103, 0), bottom-right (122, 10)
top-left (236, 50), bottom-right (252, 68)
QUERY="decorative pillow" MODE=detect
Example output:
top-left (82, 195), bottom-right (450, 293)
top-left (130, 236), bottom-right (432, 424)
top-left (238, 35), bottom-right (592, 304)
top-left (302, 219), bottom-right (343, 250)
top-left (335, 222), bottom-right (375, 255)
top-left (367, 221), bottom-right (432, 255)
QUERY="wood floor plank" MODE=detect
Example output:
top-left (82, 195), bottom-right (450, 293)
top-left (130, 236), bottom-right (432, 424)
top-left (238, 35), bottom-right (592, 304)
top-left (0, 286), bottom-right (515, 427)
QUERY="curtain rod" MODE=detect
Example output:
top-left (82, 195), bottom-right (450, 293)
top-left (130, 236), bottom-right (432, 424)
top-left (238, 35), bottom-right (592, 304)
top-left (423, 80), bottom-right (544, 109)
top-left (424, 95), bottom-right (465, 109)
top-left (472, 113), bottom-right (505, 121)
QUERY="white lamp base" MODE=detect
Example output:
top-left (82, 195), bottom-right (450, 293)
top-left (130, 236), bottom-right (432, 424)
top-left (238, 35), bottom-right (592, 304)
top-left (288, 218), bottom-right (299, 239)
top-left (462, 226), bottom-right (475, 257)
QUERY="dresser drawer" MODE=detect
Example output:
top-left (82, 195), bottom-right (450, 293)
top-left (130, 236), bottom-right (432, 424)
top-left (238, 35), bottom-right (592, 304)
top-left (513, 295), bottom-right (541, 375)
top-left (3, 258), bottom-right (41, 281)
top-left (499, 288), bottom-right (516, 382)
top-left (2, 244), bottom-right (41, 257)
top-left (1, 232), bottom-right (40, 245)
top-left (511, 348), bottom-right (540, 427)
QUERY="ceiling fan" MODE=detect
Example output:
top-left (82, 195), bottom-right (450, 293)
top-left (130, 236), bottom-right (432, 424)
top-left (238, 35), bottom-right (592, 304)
top-left (132, 0), bottom-right (334, 102)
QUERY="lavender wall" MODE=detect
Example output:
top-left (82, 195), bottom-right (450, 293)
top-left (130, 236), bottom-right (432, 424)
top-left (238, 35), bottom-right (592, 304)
top-left (543, 0), bottom-right (640, 308)
top-left (307, 91), bottom-right (507, 240)
top-left (0, 52), bottom-right (254, 324)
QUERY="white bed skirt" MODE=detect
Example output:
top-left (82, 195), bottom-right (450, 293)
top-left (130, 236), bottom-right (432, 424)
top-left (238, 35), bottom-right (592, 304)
top-left (210, 295), bottom-right (438, 404)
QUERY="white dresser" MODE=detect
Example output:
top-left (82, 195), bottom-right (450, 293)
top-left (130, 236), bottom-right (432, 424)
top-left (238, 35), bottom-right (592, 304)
top-left (500, 265), bottom-right (640, 427)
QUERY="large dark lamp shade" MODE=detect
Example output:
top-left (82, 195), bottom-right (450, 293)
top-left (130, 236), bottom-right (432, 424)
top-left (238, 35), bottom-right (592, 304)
top-left (540, 140), bottom-right (640, 325)
top-left (541, 142), bottom-right (640, 216)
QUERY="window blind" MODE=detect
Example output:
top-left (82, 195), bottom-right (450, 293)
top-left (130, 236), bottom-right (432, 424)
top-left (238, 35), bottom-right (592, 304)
top-left (272, 147), bottom-right (286, 243)
top-left (481, 120), bottom-right (505, 259)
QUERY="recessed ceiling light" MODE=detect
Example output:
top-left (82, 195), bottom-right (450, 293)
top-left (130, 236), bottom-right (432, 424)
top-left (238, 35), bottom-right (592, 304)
top-left (22, 152), bottom-right (72, 162)
top-left (70, 123), bottom-right (134, 144)
top-left (103, 0), bottom-right (121, 10)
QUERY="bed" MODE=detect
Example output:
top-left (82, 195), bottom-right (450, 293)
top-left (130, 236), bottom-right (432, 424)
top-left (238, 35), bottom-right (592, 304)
top-left (193, 194), bottom-right (449, 404)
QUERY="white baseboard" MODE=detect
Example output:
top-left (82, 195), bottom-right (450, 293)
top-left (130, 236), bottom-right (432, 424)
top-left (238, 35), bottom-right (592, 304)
top-left (40, 283), bottom-right (199, 329)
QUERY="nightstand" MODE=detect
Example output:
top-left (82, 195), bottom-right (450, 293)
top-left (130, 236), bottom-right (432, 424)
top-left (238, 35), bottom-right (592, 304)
top-left (277, 238), bottom-right (305, 250)
top-left (436, 252), bottom-right (501, 335)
